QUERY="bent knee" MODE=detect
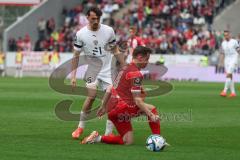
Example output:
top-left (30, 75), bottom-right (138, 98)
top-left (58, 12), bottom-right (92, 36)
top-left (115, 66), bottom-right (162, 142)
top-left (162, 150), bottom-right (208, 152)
top-left (106, 85), bottom-right (113, 93)
top-left (123, 131), bottom-right (134, 145)
top-left (124, 139), bottom-right (134, 145)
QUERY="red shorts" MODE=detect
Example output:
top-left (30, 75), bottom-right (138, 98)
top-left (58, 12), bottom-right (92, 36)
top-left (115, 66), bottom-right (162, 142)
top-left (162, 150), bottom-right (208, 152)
top-left (107, 100), bottom-right (142, 137)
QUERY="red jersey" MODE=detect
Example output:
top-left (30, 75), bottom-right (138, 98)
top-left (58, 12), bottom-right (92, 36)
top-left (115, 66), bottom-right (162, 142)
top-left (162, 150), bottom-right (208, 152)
top-left (128, 36), bottom-right (145, 50)
top-left (112, 62), bottom-right (144, 106)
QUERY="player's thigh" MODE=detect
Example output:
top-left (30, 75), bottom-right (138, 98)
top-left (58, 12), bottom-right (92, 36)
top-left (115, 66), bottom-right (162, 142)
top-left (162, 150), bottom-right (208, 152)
top-left (225, 61), bottom-right (237, 74)
top-left (85, 78), bottom-right (99, 98)
top-left (84, 56), bottom-right (103, 85)
top-left (98, 79), bottom-right (112, 91)
top-left (108, 104), bottom-right (133, 137)
top-left (106, 96), bottom-right (118, 112)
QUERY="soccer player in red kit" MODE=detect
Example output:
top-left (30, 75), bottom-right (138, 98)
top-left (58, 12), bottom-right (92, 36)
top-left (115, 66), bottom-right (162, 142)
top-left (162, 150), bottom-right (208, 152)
top-left (81, 46), bottom-right (162, 145)
top-left (126, 26), bottom-right (145, 63)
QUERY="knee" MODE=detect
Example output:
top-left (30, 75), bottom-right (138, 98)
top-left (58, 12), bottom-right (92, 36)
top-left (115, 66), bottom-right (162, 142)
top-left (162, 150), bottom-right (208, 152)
top-left (106, 85), bottom-right (113, 93)
top-left (86, 85), bottom-right (97, 99)
top-left (123, 131), bottom-right (134, 145)
top-left (87, 91), bottom-right (97, 100)
top-left (124, 139), bottom-right (134, 145)
top-left (86, 96), bottom-right (96, 102)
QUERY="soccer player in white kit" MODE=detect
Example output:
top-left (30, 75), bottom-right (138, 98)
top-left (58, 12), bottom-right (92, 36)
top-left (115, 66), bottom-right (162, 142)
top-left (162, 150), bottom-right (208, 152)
top-left (71, 7), bottom-right (126, 139)
top-left (220, 30), bottom-right (240, 97)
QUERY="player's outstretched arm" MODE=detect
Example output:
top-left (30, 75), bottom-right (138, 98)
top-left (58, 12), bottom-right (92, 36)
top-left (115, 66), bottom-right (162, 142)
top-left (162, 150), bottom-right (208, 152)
top-left (97, 85), bottom-right (113, 117)
top-left (110, 40), bottom-right (128, 68)
top-left (133, 94), bottom-right (159, 122)
top-left (71, 50), bottom-right (80, 88)
top-left (112, 46), bottom-right (127, 69)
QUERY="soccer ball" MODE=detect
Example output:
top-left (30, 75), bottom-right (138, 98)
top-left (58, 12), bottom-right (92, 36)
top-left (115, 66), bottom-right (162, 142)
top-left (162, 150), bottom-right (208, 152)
top-left (146, 135), bottom-right (167, 152)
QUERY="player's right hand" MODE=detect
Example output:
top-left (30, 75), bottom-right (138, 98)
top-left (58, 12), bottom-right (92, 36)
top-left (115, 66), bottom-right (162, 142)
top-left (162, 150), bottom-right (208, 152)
top-left (71, 78), bottom-right (77, 90)
top-left (97, 106), bottom-right (106, 118)
top-left (149, 113), bottom-right (160, 122)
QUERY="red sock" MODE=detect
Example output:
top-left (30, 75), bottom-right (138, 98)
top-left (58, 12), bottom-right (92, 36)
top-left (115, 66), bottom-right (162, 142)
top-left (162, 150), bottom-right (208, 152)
top-left (148, 108), bottom-right (161, 134)
top-left (101, 135), bottom-right (124, 145)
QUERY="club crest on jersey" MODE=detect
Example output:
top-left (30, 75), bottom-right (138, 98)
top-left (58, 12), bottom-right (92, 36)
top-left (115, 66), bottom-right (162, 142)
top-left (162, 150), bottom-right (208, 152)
top-left (134, 78), bottom-right (142, 86)
top-left (93, 40), bottom-right (98, 46)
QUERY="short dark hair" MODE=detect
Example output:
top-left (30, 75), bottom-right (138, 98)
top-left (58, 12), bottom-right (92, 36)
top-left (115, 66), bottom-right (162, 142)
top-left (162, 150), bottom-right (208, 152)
top-left (132, 46), bottom-right (152, 58)
top-left (224, 30), bottom-right (230, 33)
top-left (86, 6), bottom-right (102, 17)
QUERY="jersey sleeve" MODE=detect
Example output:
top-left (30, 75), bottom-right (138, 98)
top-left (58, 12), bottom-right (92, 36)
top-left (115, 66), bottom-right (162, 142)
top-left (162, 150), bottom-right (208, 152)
top-left (107, 28), bottom-right (117, 48)
top-left (126, 71), bottom-right (143, 94)
top-left (234, 40), bottom-right (240, 51)
top-left (73, 33), bottom-right (84, 52)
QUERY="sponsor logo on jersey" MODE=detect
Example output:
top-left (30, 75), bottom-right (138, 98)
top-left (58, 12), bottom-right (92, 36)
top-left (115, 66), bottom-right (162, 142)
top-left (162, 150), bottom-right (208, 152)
top-left (93, 40), bottom-right (98, 46)
top-left (134, 78), bottom-right (142, 86)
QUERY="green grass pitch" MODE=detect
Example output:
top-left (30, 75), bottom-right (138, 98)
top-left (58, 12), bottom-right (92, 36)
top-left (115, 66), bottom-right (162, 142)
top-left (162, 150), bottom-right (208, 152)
top-left (0, 77), bottom-right (240, 160)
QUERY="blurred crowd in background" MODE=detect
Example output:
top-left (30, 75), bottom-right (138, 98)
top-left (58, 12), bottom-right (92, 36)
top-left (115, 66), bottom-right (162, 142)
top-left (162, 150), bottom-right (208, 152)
top-left (7, 0), bottom-right (236, 55)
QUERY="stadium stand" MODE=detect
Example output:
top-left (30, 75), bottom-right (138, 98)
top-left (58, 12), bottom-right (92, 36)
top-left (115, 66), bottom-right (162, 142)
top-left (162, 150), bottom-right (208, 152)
top-left (0, 6), bottom-right (31, 49)
top-left (5, 0), bottom-right (236, 55)
top-left (115, 0), bottom-right (236, 55)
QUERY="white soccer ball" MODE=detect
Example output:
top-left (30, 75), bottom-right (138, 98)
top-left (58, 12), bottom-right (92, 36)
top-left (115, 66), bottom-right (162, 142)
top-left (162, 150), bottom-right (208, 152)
top-left (146, 135), bottom-right (167, 152)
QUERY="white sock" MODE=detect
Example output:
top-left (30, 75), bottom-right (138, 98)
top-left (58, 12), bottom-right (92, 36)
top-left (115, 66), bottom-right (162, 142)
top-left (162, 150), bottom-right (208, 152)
top-left (78, 111), bottom-right (87, 128)
top-left (223, 78), bottom-right (231, 92)
top-left (104, 120), bottom-right (114, 135)
top-left (230, 80), bottom-right (236, 94)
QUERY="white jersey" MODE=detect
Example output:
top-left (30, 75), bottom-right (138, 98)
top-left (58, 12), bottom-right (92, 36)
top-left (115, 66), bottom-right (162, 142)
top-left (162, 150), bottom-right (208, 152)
top-left (73, 24), bottom-right (116, 84)
top-left (221, 39), bottom-right (239, 73)
top-left (221, 39), bottom-right (239, 57)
